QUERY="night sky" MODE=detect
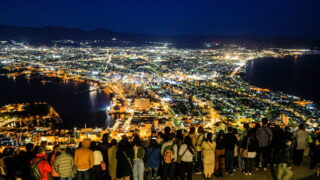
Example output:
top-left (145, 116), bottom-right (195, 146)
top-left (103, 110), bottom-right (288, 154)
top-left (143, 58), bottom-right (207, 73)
top-left (1, 0), bottom-right (320, 37)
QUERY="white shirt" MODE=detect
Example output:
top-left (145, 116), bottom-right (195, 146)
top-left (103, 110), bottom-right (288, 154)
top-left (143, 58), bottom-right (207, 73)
top-left (179, 144), bottom-right (194, 162)
top-left (161, 140), bottom-right (178, 161)
top-left (93, 150), bottom-right (103, 165)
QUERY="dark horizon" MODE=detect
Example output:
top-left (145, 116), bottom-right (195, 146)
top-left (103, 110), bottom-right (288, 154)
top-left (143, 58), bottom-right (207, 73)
top-left (3, 23), bottom-right (320, 39)
top-left (1, 0), bottom-right (320, 38)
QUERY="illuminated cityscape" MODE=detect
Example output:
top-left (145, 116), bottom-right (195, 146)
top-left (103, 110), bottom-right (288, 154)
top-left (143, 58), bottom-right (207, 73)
top-left (0, 40), bottom-right (319, 142)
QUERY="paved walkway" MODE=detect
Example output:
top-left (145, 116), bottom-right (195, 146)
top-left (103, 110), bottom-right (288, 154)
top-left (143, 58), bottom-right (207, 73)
top-left (192, 158), bottom-right (317, 180)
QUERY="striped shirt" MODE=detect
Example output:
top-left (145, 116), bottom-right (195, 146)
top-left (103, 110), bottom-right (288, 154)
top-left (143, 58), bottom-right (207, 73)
top-left (54, 152), bottom-right (74, 178)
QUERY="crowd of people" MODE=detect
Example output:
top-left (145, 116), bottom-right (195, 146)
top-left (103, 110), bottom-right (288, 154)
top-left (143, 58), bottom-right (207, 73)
top-left (0, 118), bottom-right (319, 180)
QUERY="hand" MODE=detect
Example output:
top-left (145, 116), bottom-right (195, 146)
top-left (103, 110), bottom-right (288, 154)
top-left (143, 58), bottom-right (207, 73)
top-left (287, 166), bottom-right (293, 170)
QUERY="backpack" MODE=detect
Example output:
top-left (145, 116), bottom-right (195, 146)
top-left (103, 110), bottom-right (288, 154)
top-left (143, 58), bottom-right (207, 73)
top-left (31, 158), bottom-right (43, 180)
top-left (163, 143), bottom-right (175, 164)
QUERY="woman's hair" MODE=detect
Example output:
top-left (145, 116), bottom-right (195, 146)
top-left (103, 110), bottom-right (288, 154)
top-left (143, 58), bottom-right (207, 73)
top-left (149, 139), bottom-right (158, 148)
top-left (247, 129), bottom-right (254, 137)
top-left (255, 122), bottom-right (261, 129)
top-left (3, 147), bottom-right (14, 156)
top-left (132, 134), bottom-right (143, 147)
top-left (102, 133), bottom-right (109, 144)
top-left (299, 123), bottom-right (305, 130)
top-left (176, 129), bottom-right (184, 140)
top-left (189, 127), bottom-right (195, 134)
top-left (33, 146), bottom-right (40, 154)
top-left (233, 128), bottom-right (238, 134)
top-left (90, 141), bottom-right (97, 151)
top-left (164, 126), bottom-right (171, 135)
top-left (157, 131), bottom-right (163, 138)
top-left (198, 126), bottom-right (204, 134)
top-left (110, 139), bottom-right (117, 147)
top-left (243, 123), bottom-right (250, 130)
top-left (118, 135), bottom-right (130, 150)
top-left (184, 136), bottom-right (194, 154)
top-left (206, 132), bottom-right (213, 143)
top-left (217, 130), bottom-right (225, 137)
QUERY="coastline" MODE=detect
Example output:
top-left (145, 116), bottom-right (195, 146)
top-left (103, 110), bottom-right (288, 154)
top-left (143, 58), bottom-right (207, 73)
top-left (241, 54), bottom-right (320, 106)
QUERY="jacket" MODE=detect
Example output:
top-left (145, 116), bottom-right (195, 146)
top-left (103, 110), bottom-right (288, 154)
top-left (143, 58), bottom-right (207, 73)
top-left (276, 146), bottom-right (292, 166)
top-left (225, 133), bottom-right (238, 151)
top-left (54, 152), bottom-right (74, 178)
top-left (31, 153), bottom-right (52, 180)
top-left (133, 146), bottom-right (145, 160)
top-left (294, 129), bottom-right (308, 150)
top-left (256, 126), bottom-right (273, 147)
top-left (145, 147), bottom-right (161, 168)
top-left (241, 136), bottom-right (259, 152)
top-left (74, 141), bottom-right (94, 170)
top-left (116, 148), bottom-right (134, 178)
top-left (215, 135), bottom-right (226, 150)
top-left (108, 146), bottom-right (117, 179)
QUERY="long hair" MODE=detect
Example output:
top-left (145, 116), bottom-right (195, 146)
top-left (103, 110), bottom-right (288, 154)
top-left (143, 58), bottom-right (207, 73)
top-left (217, 130), bottom-right (225, 138)
top-left (189, 127), bottom-right (195, 134)
top-left (118, 135), bottom-right (130, 150)
top-left (198, 126), bottom-right (204, 134)
top-left (132, 134), bottom-right (143, 147)
top-left (102, 133), bottom-right (109, 144)
top-left (110, 139), bottom-right (117, 147)
top-left (176, 129), bottom-right (184, 141)
top-left (206, 132), bottom-right (213, 143)
top-left (184, 136), bottom-right (194, 154)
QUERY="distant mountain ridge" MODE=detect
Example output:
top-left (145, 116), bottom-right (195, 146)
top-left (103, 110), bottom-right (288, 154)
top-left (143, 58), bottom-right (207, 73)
top-left (0, 24), bottom-right (155, 43)
top-left (0, 24), bottom-right (320, 48)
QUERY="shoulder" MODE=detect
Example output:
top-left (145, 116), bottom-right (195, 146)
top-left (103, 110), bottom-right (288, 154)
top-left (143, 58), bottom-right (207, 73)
top-left (96, 150), bottom-right (103, 155)
top-left (162, 141), bottom-right (169, 147)
top-left (39, 158), bottom-right (49, 165)
top-left (232, 134), bottom-right (237, 138)
top-left (181, 144), bottom-right (187, 149)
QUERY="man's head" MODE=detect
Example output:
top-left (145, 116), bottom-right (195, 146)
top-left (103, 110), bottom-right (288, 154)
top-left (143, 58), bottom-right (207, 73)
top-left (82, 138), bottom-right (91, 148)
top-left (25, 143), bottom-right (34, 152)
top-left (164, 126), bottom-right (171, 135)
top-left (227, 126), bottom-right (233, 133)
top-left (102, 133), bottom-right (109, 144)
top-left (262, 118), bottom-right (268, 125)
top-left (53, 145), bottom-right (60, 152)
top-left (168, 133), bottom-right (175, 141)
top-left (299, 123), bottom-right (305, 130)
